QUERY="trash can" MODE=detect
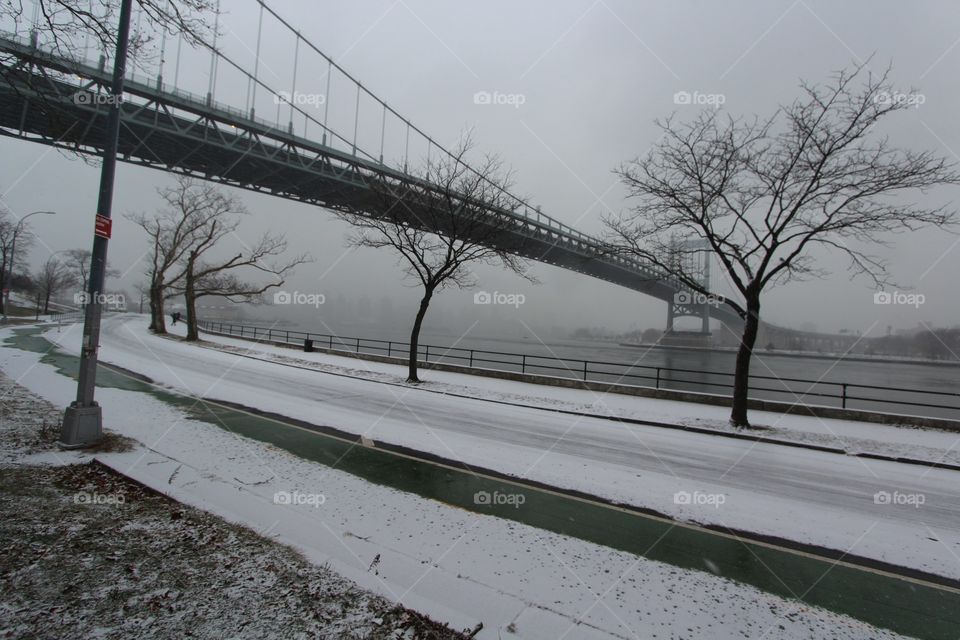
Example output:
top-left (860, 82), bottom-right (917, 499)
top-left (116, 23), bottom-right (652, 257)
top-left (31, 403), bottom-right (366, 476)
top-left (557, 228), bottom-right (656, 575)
top-left (304, 338), bottom-right (314, 353)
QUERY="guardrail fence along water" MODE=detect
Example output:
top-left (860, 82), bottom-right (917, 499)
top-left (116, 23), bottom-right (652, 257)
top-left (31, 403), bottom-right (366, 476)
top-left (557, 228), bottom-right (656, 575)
top-left (196, 320), bottom-right (960, 421)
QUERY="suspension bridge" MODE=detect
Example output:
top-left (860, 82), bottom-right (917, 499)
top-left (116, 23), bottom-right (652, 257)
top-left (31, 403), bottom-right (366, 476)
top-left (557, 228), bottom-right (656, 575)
top-left (0, 1), bottom-right (740, 333)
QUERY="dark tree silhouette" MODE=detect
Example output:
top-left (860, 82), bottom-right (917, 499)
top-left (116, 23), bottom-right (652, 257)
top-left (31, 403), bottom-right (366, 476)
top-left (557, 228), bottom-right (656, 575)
top-left (335, 136), bottom-right (534, 382)
top-left (605, 63), bottom-right (959, 427)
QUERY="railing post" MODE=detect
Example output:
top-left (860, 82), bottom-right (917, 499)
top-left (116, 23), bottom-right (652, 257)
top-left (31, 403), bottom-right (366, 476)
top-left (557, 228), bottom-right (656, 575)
top-left (387, 341), bottom-right (392, 357)
top-left (356, 337), bottom-right (360, 353)
top-left (656, 368), bottom-right (661, 389)
top-left (522, 354), bottom-right (526, 374)
top-left (841, 383), bottom-right (848, 409)
top-left (469, 350), bottom-right (474, 367)
top-left (286, 330), bottom-right (290, 343)
top-left (329, 335), bottom-right (333, 349)
top-left (583, 361), bottom-right (588, 381)
top-left (425, 345), bottom-right (430, 362)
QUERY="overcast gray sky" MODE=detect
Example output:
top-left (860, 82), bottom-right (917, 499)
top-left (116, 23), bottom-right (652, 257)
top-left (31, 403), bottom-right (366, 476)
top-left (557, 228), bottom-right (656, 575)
top-left (2, 0), bottom-right (959, 337)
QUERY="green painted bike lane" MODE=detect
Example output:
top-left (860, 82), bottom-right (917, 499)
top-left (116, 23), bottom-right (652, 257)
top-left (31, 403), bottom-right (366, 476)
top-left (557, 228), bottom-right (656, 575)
top-left (7, 326), bottom-right (959, 639)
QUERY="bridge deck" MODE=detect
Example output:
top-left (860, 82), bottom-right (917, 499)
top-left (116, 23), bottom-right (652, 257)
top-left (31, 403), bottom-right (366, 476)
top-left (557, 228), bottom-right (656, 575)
top-left (0, 34), bottom-right (743, 328)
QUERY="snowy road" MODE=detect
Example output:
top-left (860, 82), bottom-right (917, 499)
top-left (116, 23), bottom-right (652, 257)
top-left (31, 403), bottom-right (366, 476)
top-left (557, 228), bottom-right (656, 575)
top-left (60, 316), bottom-right (960, 579)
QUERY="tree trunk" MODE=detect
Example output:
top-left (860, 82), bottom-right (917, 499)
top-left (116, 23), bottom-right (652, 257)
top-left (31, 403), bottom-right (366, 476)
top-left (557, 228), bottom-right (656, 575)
top-left (43, 290), bottom-right (51, 314)
top-left (184, 267), bottom-right (199, 341)
top-left (730, 295), bottom-right (761, 428)
top-left (407, 289), bottom-right (434, 382)
top-left (0, 256), bottom-right (7, 314)
top-left (149, 283), bottom-right (166, 334)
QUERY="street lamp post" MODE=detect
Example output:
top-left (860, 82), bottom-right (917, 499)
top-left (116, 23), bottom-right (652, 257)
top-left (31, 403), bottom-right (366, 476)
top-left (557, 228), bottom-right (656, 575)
top-left (61, 0), bottom-right (134, 449)
top-left (2, 210), bottom-right (56, 320)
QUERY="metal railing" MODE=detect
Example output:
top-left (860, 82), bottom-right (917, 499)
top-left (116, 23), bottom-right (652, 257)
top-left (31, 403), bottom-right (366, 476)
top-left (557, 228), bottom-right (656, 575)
top-left (196, 320), bottom-right (960, 420)
top-left (49, 310), bottom-right (83, 323)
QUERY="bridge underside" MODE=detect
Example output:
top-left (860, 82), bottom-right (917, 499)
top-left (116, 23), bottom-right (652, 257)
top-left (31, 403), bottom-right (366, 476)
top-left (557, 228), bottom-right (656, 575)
top-left (0, 39), bottom-right (745, 333)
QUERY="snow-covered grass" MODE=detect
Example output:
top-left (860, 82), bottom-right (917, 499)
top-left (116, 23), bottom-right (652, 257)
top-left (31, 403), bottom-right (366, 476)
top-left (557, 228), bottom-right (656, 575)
top-left (0, 320), bottom-right (923, 639)
top-left (0, 370), bottom-right (469, 639)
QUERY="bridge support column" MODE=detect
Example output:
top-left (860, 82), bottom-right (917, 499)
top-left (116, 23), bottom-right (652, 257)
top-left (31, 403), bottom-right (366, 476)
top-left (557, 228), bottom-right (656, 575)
top-left (666, 301), bottom-right (676, 334)
top-left (663, 297), bottom-right (712, 346)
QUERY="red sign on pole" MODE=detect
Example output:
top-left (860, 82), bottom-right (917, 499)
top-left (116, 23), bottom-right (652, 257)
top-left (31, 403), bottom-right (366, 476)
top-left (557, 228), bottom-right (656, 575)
top-left (94, 214), bottom-right (112, 239)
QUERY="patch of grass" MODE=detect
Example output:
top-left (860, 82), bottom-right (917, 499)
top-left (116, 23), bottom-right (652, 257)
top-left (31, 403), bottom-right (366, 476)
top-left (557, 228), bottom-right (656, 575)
top-left (0, 462), bottom-right (469, 639)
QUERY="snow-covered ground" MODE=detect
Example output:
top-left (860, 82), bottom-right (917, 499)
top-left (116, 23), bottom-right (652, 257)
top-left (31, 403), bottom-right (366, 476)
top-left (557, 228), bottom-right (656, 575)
top-left (33, 316), bottom-right (960, 577)
top-left (189, 322), bottom-right (960, 466)
top-left (0, 319), bottom-right (921, 639)
top-left (0, 372), bottom-right (468, 639)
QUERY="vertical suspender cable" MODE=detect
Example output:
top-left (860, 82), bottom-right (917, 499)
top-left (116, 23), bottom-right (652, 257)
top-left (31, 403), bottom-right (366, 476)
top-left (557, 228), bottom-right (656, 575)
top-left (82, 0), bottom-right (92, 60)
top-left (249, 3), bottom-right (264, 118)
top-left (288, 35), bottom-right (299, 132)
top-left (404, 123), bottom-right (410, 172)
top-left (322, 59), bottom-right (331, 144)
top-left (207, 0), bottom-right (220, 104)
top-left (173, 32), bottom-right (182, 87)
top-left (132, 1), bottom-right (143, 76)
top-left (157, 26), bottom-right (167, 88)
top-left (30, 0), bottom-right (39, 44)
top-left (379, 103), bottom-right (386, 164)
top-left (352, 83), bottom-right (360, 155)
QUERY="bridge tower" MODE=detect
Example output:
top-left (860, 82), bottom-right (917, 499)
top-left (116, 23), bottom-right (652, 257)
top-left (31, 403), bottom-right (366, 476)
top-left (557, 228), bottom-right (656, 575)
top-left (664, 239), bottom-right (713, 345)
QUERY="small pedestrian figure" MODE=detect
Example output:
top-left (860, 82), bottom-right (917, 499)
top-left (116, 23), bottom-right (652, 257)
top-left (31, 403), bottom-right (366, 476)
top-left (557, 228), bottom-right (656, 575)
top-left (171, 311), bottom-right (181, 325)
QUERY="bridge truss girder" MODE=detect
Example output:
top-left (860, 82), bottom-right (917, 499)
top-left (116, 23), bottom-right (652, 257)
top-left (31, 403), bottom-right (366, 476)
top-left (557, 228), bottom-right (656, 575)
top-left (0, 37), bottom-right (745, 331)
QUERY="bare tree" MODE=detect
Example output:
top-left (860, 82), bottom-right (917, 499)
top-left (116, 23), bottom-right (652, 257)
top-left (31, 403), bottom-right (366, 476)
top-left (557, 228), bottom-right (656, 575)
top-left (1, 0), bottom-right (215, 56)
top-left (334, 136), bottom-right (534, 382)
top-left (126, 177), bottom-right (229, 334)
top-left (62, 248), bottom-right (119, 292)
top-left (128, 177), bottom-right (307, 340)
top-left (0, 0), bottom-right (215, 120)
top-left (0, 208), bottom-right (35, 314)
top-left (34, 255), bottom-right (75, 313)
top-left (177, 222), bottom-right (309, 341)
top-left (605, 63), bottom-right (959, 427)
